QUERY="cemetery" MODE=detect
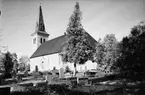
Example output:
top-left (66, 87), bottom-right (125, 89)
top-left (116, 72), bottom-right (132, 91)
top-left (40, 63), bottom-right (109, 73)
top-left (0, 65), bottom-right (145, 95)
top-left (0, 1), bottom-right (145, 95)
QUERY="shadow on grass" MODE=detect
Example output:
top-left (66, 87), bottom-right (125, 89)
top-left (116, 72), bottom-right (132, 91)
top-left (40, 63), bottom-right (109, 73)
top-left (126, 81), bottom-right (145, 95)
top-left (11, 91), bottom-right (42, 95)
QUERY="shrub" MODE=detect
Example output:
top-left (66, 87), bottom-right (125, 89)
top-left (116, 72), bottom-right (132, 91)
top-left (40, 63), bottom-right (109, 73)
top-left (11, 84), bottom-right (49, 95)
top-left (11, 84), bottom-right (70, 95)
top-left (65, 66), bottom-right (72, 73)
top-left (11, 84), bottom-right (26, 92)
top-left (48, 84), bottom-right (69, 94)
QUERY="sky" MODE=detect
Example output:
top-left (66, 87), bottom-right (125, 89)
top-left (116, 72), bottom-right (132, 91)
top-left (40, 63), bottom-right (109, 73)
top-left (0, 0), bottom-right (145, 58)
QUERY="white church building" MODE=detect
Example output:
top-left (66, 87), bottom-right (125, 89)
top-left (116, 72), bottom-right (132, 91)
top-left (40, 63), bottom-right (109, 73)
top-left (30, 4), bottom-right (97, 72)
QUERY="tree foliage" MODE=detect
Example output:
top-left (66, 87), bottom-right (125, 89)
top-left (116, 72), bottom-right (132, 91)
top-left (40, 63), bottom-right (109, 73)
top-left (60, 2), bottom-right (95, 76)
top-left (18, 55), bottom-right (30, 72)
top-left (65, 65), bottom-right (71, 73)
top-left (3, 52), bottom-right (14, 78)
top-left (117, 21), bottom-right (145, 74)
top-left (93, 39), bottom-right (105, 66)
top-left (0, 54), bottom-right (5, 77)
top-left (11, 53), bottom-right (19, 78)
top-left (94, 34), bottom-right (120, 72)
top-left (0, 52), bottom-right (19, 78)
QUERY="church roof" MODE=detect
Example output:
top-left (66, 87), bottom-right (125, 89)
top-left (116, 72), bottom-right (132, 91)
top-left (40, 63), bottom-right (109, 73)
top-left (30, 32), bottom-right (97, 58)
top-left (31, 35), bottom-right (67, 58)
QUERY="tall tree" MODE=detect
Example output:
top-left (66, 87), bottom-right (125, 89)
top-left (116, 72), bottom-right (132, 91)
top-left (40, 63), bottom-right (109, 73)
top-left (0, 52), bottom-right (18, 79)
top-left (11, 53), bottom-right (18, 79)
top-left (60, 2), bottom-right (95, 76)
top-left (117, 21), bottom-right (145, 75)
top-left (94, 34), bottom-right (120, 72)
top-left (18, 55), bottom-right (30, 72)
top-left (93, 39), bottom-right (105, 67)
top-left (3, 52), bottom-right (13, 78)
top-left (0, 53), bottom-right (5, 78)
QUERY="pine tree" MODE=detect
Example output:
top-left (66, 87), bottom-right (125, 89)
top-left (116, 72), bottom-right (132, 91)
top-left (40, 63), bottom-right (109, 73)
top-left (60, 2), bottom-right (94, 76)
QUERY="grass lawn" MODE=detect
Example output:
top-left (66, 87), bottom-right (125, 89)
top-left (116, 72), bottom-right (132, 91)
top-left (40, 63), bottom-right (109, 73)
top-left (9, 83), bottom-right (124, 95)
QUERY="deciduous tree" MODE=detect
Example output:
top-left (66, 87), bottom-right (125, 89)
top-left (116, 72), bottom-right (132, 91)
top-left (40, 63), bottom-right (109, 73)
top-left (11, 53), bottom-right (18, 79)
top-left (94, 34), bottom-right (120, 73)
top-left (117, 21), bottom-right (145, 75)
top-left (18, 55), bottom-right (30, 72)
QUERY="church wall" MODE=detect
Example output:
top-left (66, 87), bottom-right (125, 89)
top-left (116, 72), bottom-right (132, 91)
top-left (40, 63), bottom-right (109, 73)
top-left (30, 53), bottom-right (62, 72)
top-left (57, 54), bottom-right (98, 72)
top-left (30, 53), bottom-right (97, 72)
top-left (64, 60), bottom-right (97, 72)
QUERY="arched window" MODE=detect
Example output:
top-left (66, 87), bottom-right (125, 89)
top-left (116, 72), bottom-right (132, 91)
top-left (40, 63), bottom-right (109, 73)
top-left (43, 39), bottom-right (45, 43)
top-left (33, 38), bottom-right (36, 44)
top-left (40, 38), bottom-right (43, 43)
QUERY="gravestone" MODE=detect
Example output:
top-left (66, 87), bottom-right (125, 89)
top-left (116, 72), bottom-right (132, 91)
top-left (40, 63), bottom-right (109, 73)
top-left (45, 73), bottom-right (52, 84)
top-left (59, 67), bottom-right (64, 78)
top-left (77, 77), bottom-right (79, 84)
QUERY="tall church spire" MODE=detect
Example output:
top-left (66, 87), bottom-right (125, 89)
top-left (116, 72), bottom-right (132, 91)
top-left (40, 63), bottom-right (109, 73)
top-left (32, 4), bottom-right (49, 36)
top-left (31, 4), bottom-right (49, 50)
top-left (37, 5), bottom-right (45, 32)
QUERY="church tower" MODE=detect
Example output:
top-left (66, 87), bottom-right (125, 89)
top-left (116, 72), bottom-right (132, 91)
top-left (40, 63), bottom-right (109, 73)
top-left (31, 5), bottom-right (49, 51)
